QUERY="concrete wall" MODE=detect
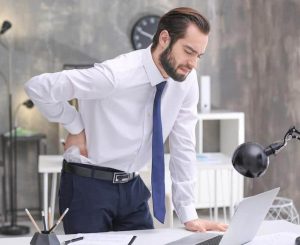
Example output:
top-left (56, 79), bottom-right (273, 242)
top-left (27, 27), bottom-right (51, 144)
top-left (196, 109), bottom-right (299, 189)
top-left (1, 0), bottom-right (300, 215)
top-left (249, 0), bottom-right (300, 207)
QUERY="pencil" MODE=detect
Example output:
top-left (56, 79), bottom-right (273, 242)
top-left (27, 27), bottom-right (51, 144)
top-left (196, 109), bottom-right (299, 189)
top-left (49, 208), bottom-right (69, 233)
top-left (41, 211), bottom-right (47, 231)
top-left (64, 236), bottom-right (84, 244)
top-left (128, 235), bottom-right (137, 245)
top-left (48, 207), bottom-right (52, 229)
top-left (25, 208), bottom-right (42, 233)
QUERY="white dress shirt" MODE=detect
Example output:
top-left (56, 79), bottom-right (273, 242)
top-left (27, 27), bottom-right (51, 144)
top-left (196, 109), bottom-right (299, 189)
top-left (25, 46), bottom-right (199, 223)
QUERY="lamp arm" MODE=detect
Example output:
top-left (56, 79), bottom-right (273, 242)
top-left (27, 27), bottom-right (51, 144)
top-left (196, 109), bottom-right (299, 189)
top-left (0, 41), bottom-right (9, 89)
top-left (0, 39), bottom-right (9, 49)
top-left (0, 70), bottom-right (8, 87)
top-left (13, 104), bottom-right (22, 128)
top-left (0, 33), bottom-right (12, 93)
top-left (264, 126), bottom-right (300, 156)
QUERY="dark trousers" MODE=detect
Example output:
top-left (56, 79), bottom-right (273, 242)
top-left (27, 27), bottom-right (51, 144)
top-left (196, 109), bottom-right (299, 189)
top-left (59, 170), bottom-right (154, 234)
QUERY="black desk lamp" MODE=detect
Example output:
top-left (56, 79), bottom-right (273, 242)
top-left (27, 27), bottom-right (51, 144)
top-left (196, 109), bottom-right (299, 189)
top-left (0, 20), bottom-right (30, 235)
top-left (232, 126), bottom-right (299, 178)
top-left (232, 126), bottom-right (300, 244)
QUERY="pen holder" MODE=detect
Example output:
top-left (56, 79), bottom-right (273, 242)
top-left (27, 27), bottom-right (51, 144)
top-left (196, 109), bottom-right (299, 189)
top-left (30, 232), bottom-right (60, 245)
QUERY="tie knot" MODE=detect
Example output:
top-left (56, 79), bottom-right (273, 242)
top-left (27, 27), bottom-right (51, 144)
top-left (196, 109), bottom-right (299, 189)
top-left (156, 81), bottom-right (166, 93)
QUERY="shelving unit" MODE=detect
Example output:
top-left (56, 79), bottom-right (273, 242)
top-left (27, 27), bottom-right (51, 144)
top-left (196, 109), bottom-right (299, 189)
top-left (196, 111), bottom-right (245, 156)
top-left (194, 111), bottom-right (245, 219)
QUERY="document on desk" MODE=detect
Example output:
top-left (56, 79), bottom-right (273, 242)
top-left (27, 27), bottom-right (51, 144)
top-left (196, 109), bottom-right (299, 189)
top-left (248, 232), bottom-right (299, 245)
top-left (73, 233), bottom-right (135, 245)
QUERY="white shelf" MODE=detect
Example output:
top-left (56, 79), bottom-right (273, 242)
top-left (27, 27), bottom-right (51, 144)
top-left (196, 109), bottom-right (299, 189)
top-left (197, 110), bottom-right (245, 120)
top-left (196, 111), bottom-right (245, 156)
top-left (194, 111), bottom-right (245, 214)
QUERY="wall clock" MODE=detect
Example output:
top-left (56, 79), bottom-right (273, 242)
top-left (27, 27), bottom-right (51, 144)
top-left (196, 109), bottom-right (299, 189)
top-left (131, 15), bottom-right (160, 50)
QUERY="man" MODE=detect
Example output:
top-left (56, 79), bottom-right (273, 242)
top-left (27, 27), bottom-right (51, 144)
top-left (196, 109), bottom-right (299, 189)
top-left (25, 7), bottom-right (228, 233)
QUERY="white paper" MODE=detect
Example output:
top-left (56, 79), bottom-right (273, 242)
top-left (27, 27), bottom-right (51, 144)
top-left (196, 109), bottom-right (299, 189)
top-left (73, 233), bottom-right (135, 245)
top-left (63, 146), bottom-right (96, 165)
top-left (247, 232), bottom-right (299, 245)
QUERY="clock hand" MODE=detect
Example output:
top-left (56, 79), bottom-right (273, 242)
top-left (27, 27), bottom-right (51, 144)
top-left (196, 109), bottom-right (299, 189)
top-left (136, 26), bottom-right (153, 39)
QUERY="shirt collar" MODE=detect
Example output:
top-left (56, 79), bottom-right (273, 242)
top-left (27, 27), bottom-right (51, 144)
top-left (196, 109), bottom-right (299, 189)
top-left (142, 45), bottom-right (166, 87)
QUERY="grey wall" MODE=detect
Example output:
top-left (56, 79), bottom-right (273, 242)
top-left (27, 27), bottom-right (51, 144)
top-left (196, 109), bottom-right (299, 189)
top-left (1, 0), bottom-right (300, 213)
top-left (249, 0), bottom-right (300, 206)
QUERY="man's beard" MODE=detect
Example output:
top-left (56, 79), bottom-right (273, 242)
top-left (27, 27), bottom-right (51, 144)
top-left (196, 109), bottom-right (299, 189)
top-left (159, 45), bottom-right (191, 82)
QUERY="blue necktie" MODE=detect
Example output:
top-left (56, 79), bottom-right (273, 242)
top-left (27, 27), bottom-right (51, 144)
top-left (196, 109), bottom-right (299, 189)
top-left (152, 81), bottom-right (167, 223)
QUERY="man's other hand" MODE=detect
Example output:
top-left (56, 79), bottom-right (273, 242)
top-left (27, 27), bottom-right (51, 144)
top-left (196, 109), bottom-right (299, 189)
top-left (184, 219), bottom-right (228, 232)
top-left (64, 130), bottom-right (88, 157)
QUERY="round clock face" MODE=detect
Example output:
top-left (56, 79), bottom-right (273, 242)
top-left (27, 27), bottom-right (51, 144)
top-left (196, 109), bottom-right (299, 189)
top-left (131, 15), bottom-right (160, 50)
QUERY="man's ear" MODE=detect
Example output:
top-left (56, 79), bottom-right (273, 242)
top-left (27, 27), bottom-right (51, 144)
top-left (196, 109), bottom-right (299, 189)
top-left (158, 30), bottom-right (171, 49)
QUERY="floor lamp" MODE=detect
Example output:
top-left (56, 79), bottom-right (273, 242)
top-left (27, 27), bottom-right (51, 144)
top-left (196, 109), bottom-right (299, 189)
top-left (0, 20), bottom-right (30, 235)
top-left (13, 100), bottom-right (35, 222)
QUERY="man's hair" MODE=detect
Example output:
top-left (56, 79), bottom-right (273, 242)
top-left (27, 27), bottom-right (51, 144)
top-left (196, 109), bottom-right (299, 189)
top-left (151, 7), bottom-right (210, 50)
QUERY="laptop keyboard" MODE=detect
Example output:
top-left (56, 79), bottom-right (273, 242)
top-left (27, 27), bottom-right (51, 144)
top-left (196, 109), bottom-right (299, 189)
top-left (196, 235), bottom-right (223, 245)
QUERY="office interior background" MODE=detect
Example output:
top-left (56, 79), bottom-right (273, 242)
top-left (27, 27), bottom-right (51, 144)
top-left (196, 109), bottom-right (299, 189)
top-left (0, 0), bottom-right (300, 227)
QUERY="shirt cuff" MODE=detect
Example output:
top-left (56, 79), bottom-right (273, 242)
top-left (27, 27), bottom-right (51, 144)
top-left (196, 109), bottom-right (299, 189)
top-left (176, 204), bottom-right (198, 224)
top-left (62, 112), bottom-right (84, 134)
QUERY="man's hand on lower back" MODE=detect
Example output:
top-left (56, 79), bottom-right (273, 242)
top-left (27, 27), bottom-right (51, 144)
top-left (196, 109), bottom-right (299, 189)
top-left (64, 130), bottom-right (88, 157)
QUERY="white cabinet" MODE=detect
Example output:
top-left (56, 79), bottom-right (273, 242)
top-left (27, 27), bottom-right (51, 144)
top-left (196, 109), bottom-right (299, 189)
top-left (194, 111), bottom-right (245, 217)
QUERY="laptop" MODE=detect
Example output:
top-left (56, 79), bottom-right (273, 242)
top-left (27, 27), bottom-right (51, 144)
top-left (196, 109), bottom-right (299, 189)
top-left (166, 188), bottom-right (280, 245)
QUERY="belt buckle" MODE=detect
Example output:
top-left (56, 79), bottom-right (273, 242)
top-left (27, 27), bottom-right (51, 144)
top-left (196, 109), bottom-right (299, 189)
top-left (113, 172), bottom-right (131, 184)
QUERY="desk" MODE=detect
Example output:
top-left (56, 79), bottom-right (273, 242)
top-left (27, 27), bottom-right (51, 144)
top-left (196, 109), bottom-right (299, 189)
top-left (1, 133), bottom-right (46, 220)
top-left (0, 221), bottom-right (299, 245)
top-left (38, 155), bottom-right (63, 227)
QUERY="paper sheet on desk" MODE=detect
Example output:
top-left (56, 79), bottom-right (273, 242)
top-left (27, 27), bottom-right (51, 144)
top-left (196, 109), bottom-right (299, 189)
top-left (73, 233), bottom-right (135, 245)
top-left (247, 232), bottom-right (299, 245)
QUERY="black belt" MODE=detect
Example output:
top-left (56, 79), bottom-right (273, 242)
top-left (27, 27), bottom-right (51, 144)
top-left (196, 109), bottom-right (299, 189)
top-left (62, 160), bottom-right (138, 184)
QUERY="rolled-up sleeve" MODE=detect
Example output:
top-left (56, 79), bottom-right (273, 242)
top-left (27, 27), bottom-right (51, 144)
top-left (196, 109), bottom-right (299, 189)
top-left (168, 75), bottom-right (199, 223)
top-left (24, 63), bottom-right (116, 134)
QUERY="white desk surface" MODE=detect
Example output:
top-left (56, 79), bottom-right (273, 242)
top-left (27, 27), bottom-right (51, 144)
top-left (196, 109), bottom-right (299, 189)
top-left (1, 221), bottom-right (299, 245)
top-left (39, 154), bottom-right (234, 172)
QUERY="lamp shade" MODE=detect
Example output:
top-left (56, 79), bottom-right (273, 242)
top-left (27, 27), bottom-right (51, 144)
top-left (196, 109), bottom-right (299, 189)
top-left (232, 142), bottom-right (269, 178)
top-left (22, 99), bottom-right (34, 109)
top-left (0, 21), bottom-right (12, 35)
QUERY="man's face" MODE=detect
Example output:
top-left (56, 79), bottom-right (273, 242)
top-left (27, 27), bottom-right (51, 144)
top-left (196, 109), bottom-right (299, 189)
top-left (159, 24), bottom-right (209, 82)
